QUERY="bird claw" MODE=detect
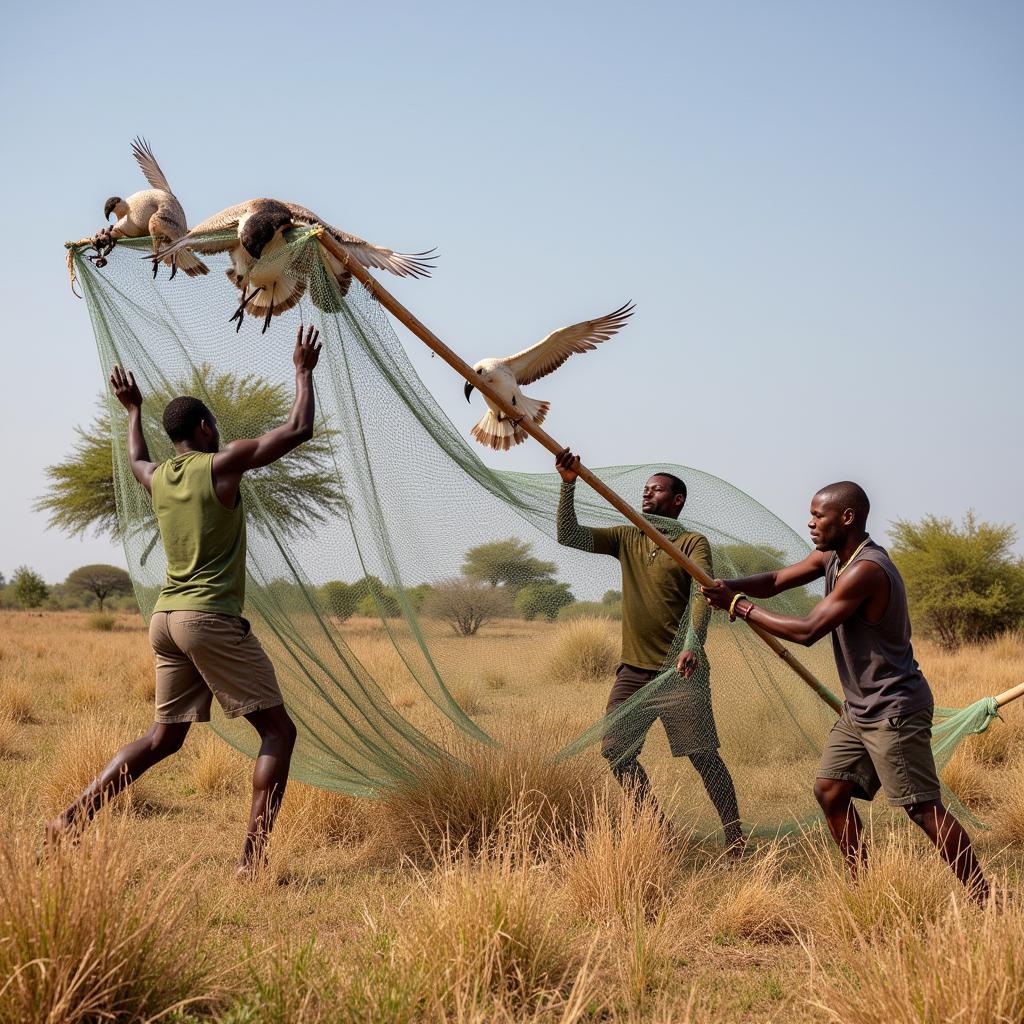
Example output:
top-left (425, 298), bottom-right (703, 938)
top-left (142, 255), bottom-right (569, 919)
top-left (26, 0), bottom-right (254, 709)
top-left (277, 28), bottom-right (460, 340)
top-left (86, 227), bottom-right (115, 267)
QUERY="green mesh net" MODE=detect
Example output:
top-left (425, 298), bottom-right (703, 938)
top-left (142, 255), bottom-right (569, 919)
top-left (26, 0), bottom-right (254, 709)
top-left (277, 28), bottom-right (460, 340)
top-left (68, 229), bottom-right (980, 835)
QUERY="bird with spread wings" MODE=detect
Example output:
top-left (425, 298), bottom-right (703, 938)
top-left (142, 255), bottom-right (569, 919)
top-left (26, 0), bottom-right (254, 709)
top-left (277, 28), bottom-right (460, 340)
top-left (464, 302), bottom-right (634, 450)
top-left (151, 199), bottom-right (435, 332)
top-left (93, 138), bottom-right (208, 279)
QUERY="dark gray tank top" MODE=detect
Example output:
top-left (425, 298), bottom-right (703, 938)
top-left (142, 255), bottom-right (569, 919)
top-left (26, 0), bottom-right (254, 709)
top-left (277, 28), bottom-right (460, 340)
top-left (824, 540), bottom-right (933, 722)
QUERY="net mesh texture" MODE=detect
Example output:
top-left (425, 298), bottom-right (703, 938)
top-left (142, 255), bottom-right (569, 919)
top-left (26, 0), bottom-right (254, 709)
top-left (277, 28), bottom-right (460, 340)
top-left (69, 230), bottom-right (974, 835)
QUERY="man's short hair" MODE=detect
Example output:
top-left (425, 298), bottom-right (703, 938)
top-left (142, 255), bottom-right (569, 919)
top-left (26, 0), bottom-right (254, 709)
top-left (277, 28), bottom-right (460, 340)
top-left (818, 481), bottom-right (870, 523)
top-left (162, 396), bottom-right (210, 442)
top-left (654, 472), bottom-right (687, 504)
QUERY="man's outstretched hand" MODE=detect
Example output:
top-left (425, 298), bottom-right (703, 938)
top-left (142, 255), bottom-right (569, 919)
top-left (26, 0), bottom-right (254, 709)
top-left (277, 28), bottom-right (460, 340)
top-left (110, 365), bottom-right (143, 411)
top-left (555, 447), bottom-right (581, 483)
top-left (293, 324), bottom-right (322, 374)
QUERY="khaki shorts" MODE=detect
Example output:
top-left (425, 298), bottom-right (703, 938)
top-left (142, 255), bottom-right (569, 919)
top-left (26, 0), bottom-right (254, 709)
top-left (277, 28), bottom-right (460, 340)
top-left (149, 611), bottom-right (283, 723)
top-left (818, 704), bottom-right (941, 806)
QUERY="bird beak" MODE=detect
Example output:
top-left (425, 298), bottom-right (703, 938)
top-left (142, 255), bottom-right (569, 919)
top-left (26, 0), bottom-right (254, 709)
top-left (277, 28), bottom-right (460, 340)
top-left (464, 381), bottom-right (474, 403)
top-left (104, 197), bottom-right (120, 222)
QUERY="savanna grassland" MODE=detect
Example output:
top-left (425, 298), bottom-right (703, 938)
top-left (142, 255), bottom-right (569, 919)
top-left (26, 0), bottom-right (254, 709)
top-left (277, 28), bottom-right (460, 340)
top-left (3, 609), bottom-right (1024, 1023)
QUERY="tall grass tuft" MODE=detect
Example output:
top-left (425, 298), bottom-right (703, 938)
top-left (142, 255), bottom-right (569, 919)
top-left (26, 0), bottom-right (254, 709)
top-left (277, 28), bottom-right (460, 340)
top-left (0, 680), bottom-right (37, 723)
top-left (276, 781), bottom-right (369, 849)
top-left (365, 826), bottom-right (585, 1019)
top-left (191, 731), bottom-right (246, 797)
top-left (811, 888), bottom-right (1024, 1023)
top-left (0, 819), bottom-right (216, 1023)
top-left (556, 792), bottom-right (682, 921)
top-left (808, 822), bottom-right (960, 940)
top-left (547, 618), bottom-right (619, 685)
top-left (711, 845), bottom-right (802, 943)
top-left (43, 709), bottom-right (154, 815)
top-left (377, 724), bottom-right (605, 858)
top-left (0, 708), bottom-right (18, 758)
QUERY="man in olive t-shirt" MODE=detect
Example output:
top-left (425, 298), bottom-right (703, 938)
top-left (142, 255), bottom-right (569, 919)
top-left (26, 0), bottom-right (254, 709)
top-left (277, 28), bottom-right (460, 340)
top-left (555, 448), bottom-right (742, 851)
top-left (47, 326), bottom-right (322, 879)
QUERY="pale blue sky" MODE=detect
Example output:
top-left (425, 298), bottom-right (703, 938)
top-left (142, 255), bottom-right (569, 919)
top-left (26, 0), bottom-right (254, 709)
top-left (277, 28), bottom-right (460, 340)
top-left (1, 1), bottom-right (1021, 582)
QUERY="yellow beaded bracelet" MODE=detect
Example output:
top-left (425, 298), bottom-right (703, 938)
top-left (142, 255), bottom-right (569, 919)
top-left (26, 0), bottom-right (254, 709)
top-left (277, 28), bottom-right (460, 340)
top-left (728, 592), bottom-right (748, 621)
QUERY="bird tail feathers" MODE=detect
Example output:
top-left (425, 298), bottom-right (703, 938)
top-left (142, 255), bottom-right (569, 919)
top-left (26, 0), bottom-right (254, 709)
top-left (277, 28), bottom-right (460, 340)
top-left (173, 248), bottom-right (209, 277)
top-left (516, 394), bottom-right (549, 426)
top-left (470, 410), bottom-right (527, 451)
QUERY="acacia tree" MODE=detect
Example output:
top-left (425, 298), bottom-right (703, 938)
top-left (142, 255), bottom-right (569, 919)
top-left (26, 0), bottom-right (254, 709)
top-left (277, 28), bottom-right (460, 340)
top-left (65, 564), bottom-right (133, 611)
top-left (890, 512), bottom-right (1024, 649)
top-left (37, 364), bottom-right (346, 548)
top-left (461, 539), bottom-right (556, 594)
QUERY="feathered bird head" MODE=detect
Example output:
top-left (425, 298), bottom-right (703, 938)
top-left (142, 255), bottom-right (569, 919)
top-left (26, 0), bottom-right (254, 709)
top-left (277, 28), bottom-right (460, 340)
top-left (104, 197), bottom-right (126, 221)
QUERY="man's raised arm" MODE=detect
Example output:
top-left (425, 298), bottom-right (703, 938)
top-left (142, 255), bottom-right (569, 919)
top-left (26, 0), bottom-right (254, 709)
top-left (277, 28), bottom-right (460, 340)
top-left (110, 365), bottom-right (158, 493)
top-left (214, 325), bottom-right (322, 478)
top-left (554, 448), bottom-right (621, 556)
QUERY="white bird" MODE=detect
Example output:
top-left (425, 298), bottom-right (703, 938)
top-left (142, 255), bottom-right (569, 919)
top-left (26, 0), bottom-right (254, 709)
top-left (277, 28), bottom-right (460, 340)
top-left (152, 199), bottom-right (435, 333)
top-left (464, 302), bottom-right (634, 451)
top-left (98, 138), bottom-right (208, 279)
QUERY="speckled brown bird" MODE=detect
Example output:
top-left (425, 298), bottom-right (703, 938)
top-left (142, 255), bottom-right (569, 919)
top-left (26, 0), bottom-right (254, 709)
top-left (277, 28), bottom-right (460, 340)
top-left (99, 138), bottom-right (208, 279)
top-left (152, 200), bottom-right (435, 332)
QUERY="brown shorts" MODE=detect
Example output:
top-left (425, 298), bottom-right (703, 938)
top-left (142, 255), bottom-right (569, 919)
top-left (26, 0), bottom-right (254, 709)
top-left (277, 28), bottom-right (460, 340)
top-left (602, 663), bottom-right (720, 761)
top-left (149, 610), bottom-right (283, 723)
top-left (817, 704), bottom-right (941, 806)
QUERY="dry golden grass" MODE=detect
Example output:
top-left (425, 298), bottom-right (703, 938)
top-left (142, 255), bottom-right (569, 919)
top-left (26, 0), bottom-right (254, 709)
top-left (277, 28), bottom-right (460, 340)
top-left (0, 817), bottom-right (215, 1023)
top-left (556, 793), bottom-right (683, 921)
top-left (190, 730), bottom-right (247, 796)
top-left (0, 709), bottom-right (18, 758)
top-left (810, 886), bottom-right (1024, 1024)
top-left (3, 610), bottom-right (1024, 1023)
top-left (547, 617), bottom-right (620, 685)
top-left (42, 707), bottom-right (156, 816)
top-left (378, 722), bottom-right (607, 859)
top-left (0, 680), bottom-right (37, 723)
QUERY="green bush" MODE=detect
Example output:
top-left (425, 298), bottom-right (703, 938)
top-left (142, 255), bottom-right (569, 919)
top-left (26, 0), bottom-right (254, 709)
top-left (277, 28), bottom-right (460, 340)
top-left (890, 512), bottom-right (1024, 649)
top-left (515, 581), bottom-right (574, 622)
top-left (87, 613), bottom-right (117, 632)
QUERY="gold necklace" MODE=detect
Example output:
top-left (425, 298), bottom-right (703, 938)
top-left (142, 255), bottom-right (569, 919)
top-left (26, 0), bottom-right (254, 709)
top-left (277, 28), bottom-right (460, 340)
top-left (836, 537), bottom-right (870, 579)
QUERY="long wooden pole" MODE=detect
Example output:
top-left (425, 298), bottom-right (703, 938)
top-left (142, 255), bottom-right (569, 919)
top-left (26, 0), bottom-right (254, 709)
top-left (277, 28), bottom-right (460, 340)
top-left (995, 681), bottom-right (1024, 708)
top-left (316, 231), bottom-right (843, 714)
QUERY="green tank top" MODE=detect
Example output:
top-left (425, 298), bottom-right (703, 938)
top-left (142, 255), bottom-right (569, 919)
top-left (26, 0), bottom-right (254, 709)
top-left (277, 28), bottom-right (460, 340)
top-left (151, 451), bottom-right (247, 616)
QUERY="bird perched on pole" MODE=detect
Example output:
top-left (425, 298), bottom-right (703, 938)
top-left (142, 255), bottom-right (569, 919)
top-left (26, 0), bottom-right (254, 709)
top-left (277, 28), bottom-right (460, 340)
top-left (151, 200), bottom-right (436, 333)
top-left (95, 138), bottom-right (208, 279)
top-left (464, 302), bottom-right (634, 450)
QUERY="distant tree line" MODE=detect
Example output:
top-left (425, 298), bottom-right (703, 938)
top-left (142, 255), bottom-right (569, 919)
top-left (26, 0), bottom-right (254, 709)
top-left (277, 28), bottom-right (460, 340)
top-left (11, 514), bottom-right (1024, 649)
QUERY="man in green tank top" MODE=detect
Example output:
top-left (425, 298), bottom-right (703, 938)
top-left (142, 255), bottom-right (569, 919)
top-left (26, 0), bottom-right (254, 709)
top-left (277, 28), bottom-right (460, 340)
top-left (700, 481), bottom-right (987, 901)
top-left (47, 325), bottom-right (322, 880)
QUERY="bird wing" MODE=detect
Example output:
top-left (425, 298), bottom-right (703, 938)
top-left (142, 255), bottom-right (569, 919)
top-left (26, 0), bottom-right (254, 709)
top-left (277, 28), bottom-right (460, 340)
top-left (503, 302), bottom-right (635, 386)
top-left (150, 202), bottom-right (251, 260)
top-left (280, 202), bottom-right (436, 278)
top-left (131, 137), bottom-right (173, 193)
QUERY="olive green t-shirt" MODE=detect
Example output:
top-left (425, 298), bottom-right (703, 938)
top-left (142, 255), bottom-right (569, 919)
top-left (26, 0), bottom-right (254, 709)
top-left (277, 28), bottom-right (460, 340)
top-left (557, 480), bottom-right (712, 671)
top-left (151, 451), bottom-right (247, 617)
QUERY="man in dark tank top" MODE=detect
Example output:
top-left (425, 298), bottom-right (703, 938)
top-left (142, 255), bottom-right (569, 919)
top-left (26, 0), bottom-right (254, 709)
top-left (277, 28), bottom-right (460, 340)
top-left (695, 481), bottom-right (987, 901)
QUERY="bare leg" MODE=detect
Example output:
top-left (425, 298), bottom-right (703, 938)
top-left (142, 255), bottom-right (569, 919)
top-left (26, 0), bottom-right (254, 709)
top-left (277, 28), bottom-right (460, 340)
top-left (905, 799), bottom-right (988, 903)
top-left (814, 777), bottom-right (866, 878)
top-left (237, 705), bottom-right (297, 875)
top-left (46, 721), bottom-right (191, 840)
